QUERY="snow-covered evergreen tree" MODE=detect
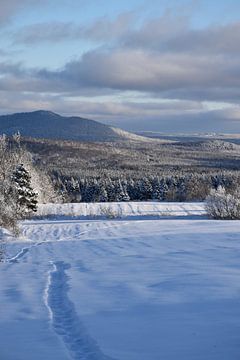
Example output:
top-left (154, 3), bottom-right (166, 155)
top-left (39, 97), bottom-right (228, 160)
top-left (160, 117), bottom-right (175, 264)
top-left (106, 178), bottom-right (116, 202)
top-left (176, 177), bottom-right (187, 201)
top-left (139, 178), bottom-right (153, 200)
top-left (117, 180), bottom-right (130, 202)
top-left (152, 177), bottom-right (160, 200)
top-left (159, 178), bottom-right (169, 201)
top-left (65, 177), bottom-right (81, 202)
top-left (97, 179), bottom-right (108, 202)
top-left (127, 178), bottom-right (137, 200)
top-left (12, 164), bottom-right (38, 216)
top-left (99, 186), bottom-right (108, 202)
top-left (121, 184), bottom-right (130, 202)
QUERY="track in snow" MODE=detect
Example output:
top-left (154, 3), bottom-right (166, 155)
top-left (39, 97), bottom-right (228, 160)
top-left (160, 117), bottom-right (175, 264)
top-left (44, 261), bottom-right (115, 360)
top-left (4, 220), bottom-right (130, 264)
top-left (5, 241), bottom-right (45, 263)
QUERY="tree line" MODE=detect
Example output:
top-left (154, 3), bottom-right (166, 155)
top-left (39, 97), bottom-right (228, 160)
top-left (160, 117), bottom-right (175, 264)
top-left (53, 171), bottom-right (239, 203)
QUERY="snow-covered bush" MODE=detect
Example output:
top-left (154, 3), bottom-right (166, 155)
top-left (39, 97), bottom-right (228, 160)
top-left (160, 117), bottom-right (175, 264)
top-left (0, 184), bottom-right (19, 234)
top-left (99, 205), bottom-right (123, 219)
top-left (205, 186), bottom-right (240, 219)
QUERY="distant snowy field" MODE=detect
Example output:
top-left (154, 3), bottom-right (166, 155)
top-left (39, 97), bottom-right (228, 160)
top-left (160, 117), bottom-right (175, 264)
top-left (36, 201), bottom-right (206, 218)
top-left (1, 202), bottom-right (240, 360)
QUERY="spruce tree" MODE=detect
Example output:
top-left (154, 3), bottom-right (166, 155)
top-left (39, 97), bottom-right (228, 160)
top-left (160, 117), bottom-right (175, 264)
top-left (159, 178), bottom-right (169, 201)
top-left (99, 186), bottom-right (108, 202)
top-left (115, 180), bottom-right (130, 202)
top-left (106, 178), bottom-right (116, 202)
top-left (12, 164), bottom-right (38, 216)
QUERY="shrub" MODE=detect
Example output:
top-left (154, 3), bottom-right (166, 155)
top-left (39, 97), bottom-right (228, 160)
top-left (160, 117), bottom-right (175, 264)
top-left (0, 187), bottom-right (19, 234)
top-left (99, 205), bottom-right (123, 219)
top-left (205, 186), bottom-right (240, 219)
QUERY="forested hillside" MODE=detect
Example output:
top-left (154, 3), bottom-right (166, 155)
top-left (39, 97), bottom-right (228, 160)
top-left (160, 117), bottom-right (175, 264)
top-left (21, 136), bottom-right (240, 203)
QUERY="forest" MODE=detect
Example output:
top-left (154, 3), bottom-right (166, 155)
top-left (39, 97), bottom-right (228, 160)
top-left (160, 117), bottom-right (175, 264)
top-left (20, 136), bottom-right (240, 203)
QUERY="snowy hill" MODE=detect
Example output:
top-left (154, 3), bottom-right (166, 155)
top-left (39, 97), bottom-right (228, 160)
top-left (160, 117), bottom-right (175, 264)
top-left (196, 139), bottom-right (240, 151)
top-left (175, 139), bottom-right (240, 152)
top-left (0, 110), bottom-right (150, 142)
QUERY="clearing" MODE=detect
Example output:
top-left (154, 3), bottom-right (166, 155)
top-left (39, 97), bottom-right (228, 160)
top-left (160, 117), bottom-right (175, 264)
top-left (0, 202), bottom-right (240, 360)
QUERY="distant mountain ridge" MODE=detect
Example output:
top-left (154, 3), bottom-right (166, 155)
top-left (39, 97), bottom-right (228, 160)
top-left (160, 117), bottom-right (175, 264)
top-left (0, 110), bottom-right (149, 142)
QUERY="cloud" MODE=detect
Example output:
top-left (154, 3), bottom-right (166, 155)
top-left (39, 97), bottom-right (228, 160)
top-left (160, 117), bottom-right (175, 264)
top-left (13, 10), bottom-right (240, 56)
top-left (13, 12), bottom-right (135, 44)
top-left (121, 18), bottom-right (240, 55)
top-left (1, 47), bottom-right (240, 104)
top-left (160, 22), bottom-right (240, 55)
top-left (12, 11), bottom-right (189, 47)
top-left (0, 90), bottom-right (239, 133)
top-left (1, 34), bottom-right (240, 108)
top-left (5, 10), bottom-right (240, 104)
top-left (88, 103), bottom-right (240, 133)
top-left (0, 0), bottom-right (43, 25)
top-left (2, 8), bottom-right (240, 132)
top-left (13, 22), bottom-right (77, 44)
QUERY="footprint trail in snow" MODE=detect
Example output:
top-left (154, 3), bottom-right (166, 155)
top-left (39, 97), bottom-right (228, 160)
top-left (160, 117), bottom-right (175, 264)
top-left (44, 261), bottom-right (115, 360)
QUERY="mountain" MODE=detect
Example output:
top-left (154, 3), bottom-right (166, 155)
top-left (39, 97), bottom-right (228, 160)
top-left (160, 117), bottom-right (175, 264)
top-left (0, 110), bottom-right (149, 142)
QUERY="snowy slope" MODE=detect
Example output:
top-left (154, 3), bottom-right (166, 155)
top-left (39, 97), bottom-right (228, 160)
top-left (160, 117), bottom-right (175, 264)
top-left (111, 127), bottom-right (161, 142)
top-left (0, 202), bottom-right (240, 359)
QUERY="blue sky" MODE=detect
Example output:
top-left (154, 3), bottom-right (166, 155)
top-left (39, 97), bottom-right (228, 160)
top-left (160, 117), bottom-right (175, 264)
top-left (0, 0), bottom-right (240, 132)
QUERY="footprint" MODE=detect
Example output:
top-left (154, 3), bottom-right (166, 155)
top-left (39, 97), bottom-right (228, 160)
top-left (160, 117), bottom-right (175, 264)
top-left (44, 261), bottom-right (116, 360)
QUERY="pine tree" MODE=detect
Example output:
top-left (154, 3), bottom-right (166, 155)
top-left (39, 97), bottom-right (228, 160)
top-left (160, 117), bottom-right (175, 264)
top-left (65, 177), bottom-right (81, 202)
top-left (127, 178), bottom-right (137, 200)
top-left (140, 178), bottom-right (153, 200)
top-left (99, 186), bottom-right (108, 202)
top-left (152, 177), bottom-right (161, 200)
top-left (106, 178), bottom-right (116, 202)
top-left (176, 177), bottom-right (187, 201)
top-left (12, 164), bottom-right (38, 216)
top-left (98, 179), bottom-right (108, 202)
top-left (159, 178), bottom-right (169, 201)
top-left (115, 180), bottom-right (130, 202)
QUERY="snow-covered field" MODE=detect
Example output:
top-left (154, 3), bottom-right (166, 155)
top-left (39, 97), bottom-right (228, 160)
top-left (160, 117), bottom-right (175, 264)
top-left (1, 202), bottom-right (240, 360)
top-left (36, 201), bottom-right (206, 218)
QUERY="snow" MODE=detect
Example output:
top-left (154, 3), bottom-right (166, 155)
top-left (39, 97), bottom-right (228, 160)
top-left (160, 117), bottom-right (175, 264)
top-left (0, 202), bottom-right (240, 359)
top-left (111, 127), bottom-right (159, 142)
top-left (36, 201), bottom-right (206, 218)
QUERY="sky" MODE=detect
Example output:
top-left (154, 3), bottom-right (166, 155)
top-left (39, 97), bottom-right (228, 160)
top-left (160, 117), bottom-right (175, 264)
top-left (0, 0), bottom-right (240, 133)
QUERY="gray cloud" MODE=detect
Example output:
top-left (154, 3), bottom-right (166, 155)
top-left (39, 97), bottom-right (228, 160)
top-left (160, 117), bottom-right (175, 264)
top-left (121, 18), bottom-right (240, 55)
top-left (1, 40), bottom-right (240, 108)
top-left (0, 91), bottom-right (238, 133)
top-left (1, 48), bottom-right (240, 104)
top-left (13, 11), bottom-right (240, 56)
top-left (160, 22), bottom-right (240, 54)
top-left (4, 11), bottom-right (240, 105)
top-left (2, 8), bottom-right (240, 132)
top-left (0, 0), bottom-right (44, 25)
top-left (93, 104), bottom-right (240, 133)
top-left (13, 12), bottom-right (135, 44)
top-left (13, 22), bottom-right (77, 44)
top-left (12, 11), bottom-right (189, 47)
